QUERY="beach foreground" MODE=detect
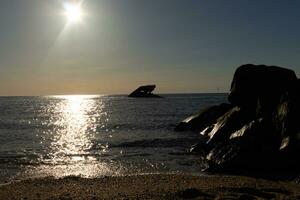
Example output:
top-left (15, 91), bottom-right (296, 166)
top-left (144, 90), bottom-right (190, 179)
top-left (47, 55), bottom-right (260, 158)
top-left (0, 174), bottom-right (299, 199)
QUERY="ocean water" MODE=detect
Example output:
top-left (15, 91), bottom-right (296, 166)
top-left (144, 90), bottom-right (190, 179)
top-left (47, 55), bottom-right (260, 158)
top-left (0, 94), bottom-right (227, 183)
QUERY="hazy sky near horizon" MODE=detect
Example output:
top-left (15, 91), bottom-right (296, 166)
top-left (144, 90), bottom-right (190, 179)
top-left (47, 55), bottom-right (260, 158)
top-left (0, 0), bottom-right (300, 95)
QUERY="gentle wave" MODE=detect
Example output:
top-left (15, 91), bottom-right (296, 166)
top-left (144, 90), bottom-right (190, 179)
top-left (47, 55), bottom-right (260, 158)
top-left (0, 94), bottom-right (227, 182)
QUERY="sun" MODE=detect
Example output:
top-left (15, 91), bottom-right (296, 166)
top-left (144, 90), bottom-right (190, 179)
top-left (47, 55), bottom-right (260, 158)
top-left (64, 2), bottom-right (83, 24)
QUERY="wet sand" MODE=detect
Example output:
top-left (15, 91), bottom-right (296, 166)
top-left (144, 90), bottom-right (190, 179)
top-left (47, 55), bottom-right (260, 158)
top-left (0, 174), bottom-right (299, 199)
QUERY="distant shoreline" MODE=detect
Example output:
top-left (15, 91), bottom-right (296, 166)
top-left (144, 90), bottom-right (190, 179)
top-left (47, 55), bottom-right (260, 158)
top-left (0, 174), bottom-right (299, 199)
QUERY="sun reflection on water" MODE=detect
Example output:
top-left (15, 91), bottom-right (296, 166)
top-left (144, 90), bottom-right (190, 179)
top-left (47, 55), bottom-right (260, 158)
top-left (50, 95), bottom-right (96, 160)
top-left (32, 95), bottom-right (123, 178)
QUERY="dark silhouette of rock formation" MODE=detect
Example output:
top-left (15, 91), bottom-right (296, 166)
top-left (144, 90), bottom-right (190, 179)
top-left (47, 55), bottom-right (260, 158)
top-left (128, 85), bottom-right (162, 98)
top-left (175, 64), bottom-right (300, 176)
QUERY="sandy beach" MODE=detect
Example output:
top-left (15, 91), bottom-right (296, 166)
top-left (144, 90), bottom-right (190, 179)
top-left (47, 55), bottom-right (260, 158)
top-left (0, 174), bottom-right (299, 199)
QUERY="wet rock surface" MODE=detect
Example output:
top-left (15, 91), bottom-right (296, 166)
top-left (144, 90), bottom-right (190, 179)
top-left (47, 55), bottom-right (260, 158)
top-left (175, 103), bottom-right (233, 132)
top-left (176, 64), bottom-right (300, 177)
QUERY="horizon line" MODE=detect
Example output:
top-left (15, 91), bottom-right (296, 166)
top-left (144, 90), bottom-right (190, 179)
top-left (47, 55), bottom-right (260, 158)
top-left (0, 92), bottom-right (229, 97)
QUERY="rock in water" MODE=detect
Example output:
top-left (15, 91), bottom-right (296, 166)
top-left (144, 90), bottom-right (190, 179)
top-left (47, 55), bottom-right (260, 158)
top-left (273, 79), bottom-right (300, 138)
top-left (175, 103), bottom-right (233, 132)
top-left (128, 85), bottom-right (162, 98)
top-left (272, 80), bottom-right (300, 170)
top-left (206, 118), bottom-right (280, 172)
top-left (202, 106), bottom-right (255, 147)
top-left (228, 64), bottom-right (297, 117)
top-left (177, 64), bottom-right (300, 175)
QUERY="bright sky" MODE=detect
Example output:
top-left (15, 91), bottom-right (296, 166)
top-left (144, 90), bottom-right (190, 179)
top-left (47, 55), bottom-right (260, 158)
top-left (0, 0), bottom-right (300, 95)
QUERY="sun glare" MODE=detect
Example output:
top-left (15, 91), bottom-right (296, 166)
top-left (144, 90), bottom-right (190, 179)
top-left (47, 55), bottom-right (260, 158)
top-left (64, 2), bottom-right (83, 24)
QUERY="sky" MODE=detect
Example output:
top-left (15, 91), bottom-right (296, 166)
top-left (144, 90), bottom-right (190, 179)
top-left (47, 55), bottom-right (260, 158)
top-left (0, 0), bottom-right (300, 95)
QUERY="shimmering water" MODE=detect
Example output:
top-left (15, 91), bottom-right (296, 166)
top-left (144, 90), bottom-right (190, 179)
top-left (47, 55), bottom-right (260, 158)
top-left (0, 94), bottom-right (227, 183)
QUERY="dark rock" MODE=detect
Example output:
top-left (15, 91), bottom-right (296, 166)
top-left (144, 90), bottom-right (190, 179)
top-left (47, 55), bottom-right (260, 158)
top-left (273, 93), bottom-right (298, 138)
top-left (128, 85), bottom-right (162, 98)
top-left (278, 134), bottom-right (300, 170)
top-left (203, 106), bottom-right (255, 147)
top-left (206, 119), bottom-right (280, 172)
top-left (189, 135), bottom-right (212, 156)
top-left (228, 64), bottom-right (297, 117)
top-left (175, 103), bottom-right (233, 132)
top-left (206, 139), bottom-right (247, 172)
top-left (177, 64), bottom-right (300, 175)
top-left (273, 79), bottom-right (300, 138)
